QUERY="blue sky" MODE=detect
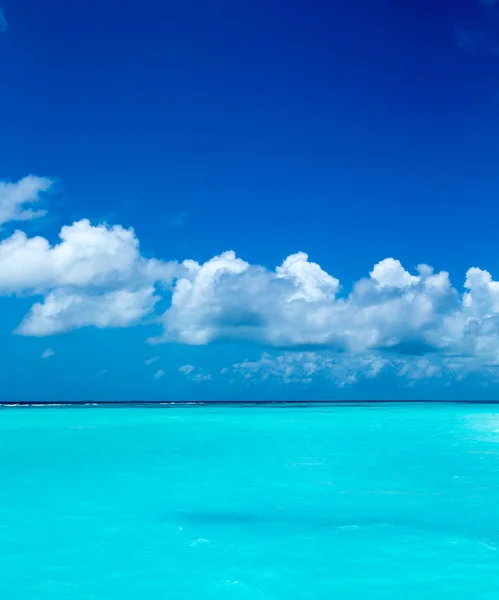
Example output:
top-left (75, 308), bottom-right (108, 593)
top-left (1, 0), bottom-right (499, 401)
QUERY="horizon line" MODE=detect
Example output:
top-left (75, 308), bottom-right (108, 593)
top-left (1, 399), bottom-right (499, 407)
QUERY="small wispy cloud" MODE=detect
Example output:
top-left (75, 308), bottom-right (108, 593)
top-left (193, 373), bottom-right (212, 382)
top-left (0, 175), bottom-right (52, 227)
top-left (178, 364), bottom-right (211, 381)
top-left (0, 9), bottom-right (7, 34)
top-left (96, 369), bottom-right (108, 378)
top-left (153, 369), bottom-right (165, 380)
top-left (41, 348), bottom-right (55, 359)
top-left (144, 356), bottom-right (159, 365)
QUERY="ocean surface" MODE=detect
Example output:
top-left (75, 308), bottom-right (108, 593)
top-left (1, 403), bottom-right (499, 599)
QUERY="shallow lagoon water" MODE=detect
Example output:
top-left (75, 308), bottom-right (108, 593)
top-left (1, 403), bottom-right (499, 598)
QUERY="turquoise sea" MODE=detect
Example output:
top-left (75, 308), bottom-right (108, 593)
top-left (1, 403), bottom-right (499, 599)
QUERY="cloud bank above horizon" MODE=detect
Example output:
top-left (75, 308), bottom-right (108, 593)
top-left (2, 174), bottom-right (499, 381)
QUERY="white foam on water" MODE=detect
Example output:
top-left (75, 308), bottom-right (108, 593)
top-left (190, 538), bottom-right (211, 546)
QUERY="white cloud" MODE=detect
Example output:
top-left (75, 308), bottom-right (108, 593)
top-left (156, 253), bottom-right (455, 352)
top-left (4, 173), bottom-right (499, 378)
top-left (17, 287), bottom-right (158, 336)
top-left (40, 348), bottom-right (55, 359)
top-left (230, 351), bottom-right (449, 387)
top-left (0, 176), bottom-right (52, 226)
top-left (152, 252), bottom-right (499, 370)
top-left (193, 373), bottom-right (212, 382)
top-left (0, 219), bottom-right (177, 293)
top-left (145, 356), bottom-right (160, 365)
top-left (232, 352), bottom-right (347, 385)
top-left (178, 364), bottom-right (211, 381)
top-left (153, 369), bottom-right (165, 380)
top-left (0, 218), bottom-right (181, 336)
top-left (370, 258), bottom-right (418, 289)
top-left (275, 252), bottom-right (339, 301)
top-left (156, 250), bottom-right (341, 346)
top-left (6, 220), bottom-right (499, 372)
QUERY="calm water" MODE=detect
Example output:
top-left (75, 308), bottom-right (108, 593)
top-left (1, 404), bottom-right (499, 599)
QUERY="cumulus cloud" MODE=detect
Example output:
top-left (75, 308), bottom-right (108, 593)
top-left (0, 219), bottom-right (176, 293)
top-left (17, 287), bottom-right (158, 336)
top-left (156, 253), bottom-right (450, 350)
top-left (4, 173), bottom-right (499, 379)
top-left (41, 348), bottom-right (55, 359)
top-left (150, 251), bottom-right (499, 369)
top-left (370, 258), bottom-right (419, 288)
top-left (0, 176), bottom-right (52, 226)
top-left (155, 250), bottom-right (339, 346)
top-left (0, 218), bottom-right (180, 336)
top-left (6, 215), bottom-right (499, 372)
